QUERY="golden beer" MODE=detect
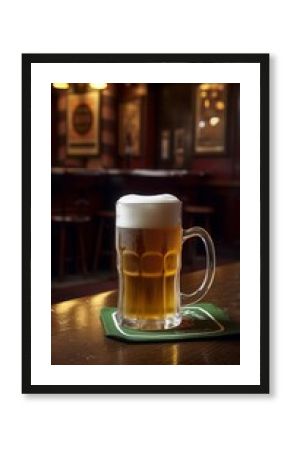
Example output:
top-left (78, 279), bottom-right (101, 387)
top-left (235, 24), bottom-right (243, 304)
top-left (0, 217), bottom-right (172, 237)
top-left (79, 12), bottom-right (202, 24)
top-left (115, 194), bottom-right (215, 330)
top-left (116, 226), bottom-right (182, 324)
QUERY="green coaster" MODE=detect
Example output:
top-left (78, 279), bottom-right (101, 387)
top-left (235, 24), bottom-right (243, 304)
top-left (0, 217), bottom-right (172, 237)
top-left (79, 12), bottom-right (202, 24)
top-left (100, 303), bottom-right (240, 343)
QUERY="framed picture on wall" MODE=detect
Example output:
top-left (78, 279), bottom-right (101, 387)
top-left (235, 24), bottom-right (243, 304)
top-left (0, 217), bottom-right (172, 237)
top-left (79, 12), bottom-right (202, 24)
top-left (194, 83), bottom-right (228, 155)
top-left (67, 91), bottom-right (100, 156)
top-left (173, 128), bottom-right (186, 168)
top-left (119, 98), bottom-right (142, 156)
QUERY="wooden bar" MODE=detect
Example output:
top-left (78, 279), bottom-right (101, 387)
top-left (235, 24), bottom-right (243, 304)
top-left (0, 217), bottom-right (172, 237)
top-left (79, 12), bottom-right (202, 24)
top-left (52, 262), bottom-right (240, 365)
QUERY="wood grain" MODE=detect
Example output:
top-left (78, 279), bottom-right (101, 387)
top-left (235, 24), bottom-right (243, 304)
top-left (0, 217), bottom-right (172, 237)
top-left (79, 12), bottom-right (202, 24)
top-left (51, 262), bottom-right (240, 365)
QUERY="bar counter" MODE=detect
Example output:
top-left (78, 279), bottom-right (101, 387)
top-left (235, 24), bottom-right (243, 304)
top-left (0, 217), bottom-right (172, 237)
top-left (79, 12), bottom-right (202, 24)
top-left (52, 262), bottom-right (240, 365)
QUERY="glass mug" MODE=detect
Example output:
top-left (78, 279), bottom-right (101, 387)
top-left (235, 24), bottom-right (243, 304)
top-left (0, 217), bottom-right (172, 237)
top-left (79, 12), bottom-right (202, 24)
top-left (116, 194), bottom-right (215, 330)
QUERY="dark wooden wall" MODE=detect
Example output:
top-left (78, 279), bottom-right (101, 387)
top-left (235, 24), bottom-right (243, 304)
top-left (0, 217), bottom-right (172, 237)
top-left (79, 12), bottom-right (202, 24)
top-left (154, 83), bottom-right (240, 252)
top-left (116, 84), bottom-right (157, 169)
top-left (52, 83), bottom-right (240, 180)
top-left (51, 83), bottom-right (240, 256)
top-left (156, 83), bottom-right (240, 179)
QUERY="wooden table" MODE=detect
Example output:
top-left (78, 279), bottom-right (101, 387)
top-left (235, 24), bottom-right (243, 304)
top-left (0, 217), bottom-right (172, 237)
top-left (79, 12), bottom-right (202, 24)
top-left (51, 262), bottom-right (240, 365)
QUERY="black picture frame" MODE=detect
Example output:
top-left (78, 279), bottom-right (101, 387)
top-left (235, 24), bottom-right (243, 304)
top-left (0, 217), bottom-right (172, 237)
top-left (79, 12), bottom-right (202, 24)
top-left (22, 53), bottom-right (269, 394)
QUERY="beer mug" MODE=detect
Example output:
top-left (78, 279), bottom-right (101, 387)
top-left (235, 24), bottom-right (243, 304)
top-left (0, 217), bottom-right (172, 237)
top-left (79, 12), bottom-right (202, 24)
top-left (116, 194), bottom-right (215, 330)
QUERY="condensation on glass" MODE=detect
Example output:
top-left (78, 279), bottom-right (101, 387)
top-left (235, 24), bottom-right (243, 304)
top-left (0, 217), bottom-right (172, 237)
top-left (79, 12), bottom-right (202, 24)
top-left (195, 83), bottom-right (227, 154)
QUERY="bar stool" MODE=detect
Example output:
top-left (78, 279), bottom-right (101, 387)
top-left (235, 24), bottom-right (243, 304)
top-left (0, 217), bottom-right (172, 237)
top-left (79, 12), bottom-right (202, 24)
top-left (52, 198), bottom-right (91, 280)
top-left (184, 205), bottom-right (214, 233)
top-left (93, 210), bottom-right (116, 272)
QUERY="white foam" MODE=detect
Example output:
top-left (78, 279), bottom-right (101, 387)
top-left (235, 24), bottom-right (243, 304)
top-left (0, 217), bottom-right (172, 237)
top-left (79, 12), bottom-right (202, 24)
top-left (116, 194), bottom-right (181, 228)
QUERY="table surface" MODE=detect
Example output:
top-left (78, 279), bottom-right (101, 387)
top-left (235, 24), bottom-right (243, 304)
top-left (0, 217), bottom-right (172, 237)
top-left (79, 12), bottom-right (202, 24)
top-left (51, 262), bottom-right (240, 365)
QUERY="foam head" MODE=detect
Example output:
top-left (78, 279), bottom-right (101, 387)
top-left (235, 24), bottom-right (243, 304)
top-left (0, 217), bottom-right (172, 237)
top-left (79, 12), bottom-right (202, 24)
top-left (116, 194), bottom-right (181, 228)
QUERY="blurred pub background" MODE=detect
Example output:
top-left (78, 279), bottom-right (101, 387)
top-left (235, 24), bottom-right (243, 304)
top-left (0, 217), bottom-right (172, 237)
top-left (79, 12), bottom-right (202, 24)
top-left (51, 83), bottom-right (240, 301)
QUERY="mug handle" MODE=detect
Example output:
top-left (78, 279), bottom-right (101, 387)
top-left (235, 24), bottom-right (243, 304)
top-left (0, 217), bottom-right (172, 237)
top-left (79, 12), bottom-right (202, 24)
top-left (181, 226), bottom-right (216, 305)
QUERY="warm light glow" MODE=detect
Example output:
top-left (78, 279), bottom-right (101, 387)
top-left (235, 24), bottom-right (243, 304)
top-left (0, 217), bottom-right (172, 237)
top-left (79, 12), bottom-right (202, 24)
top-left (204, 99), bottom-right (210, 108)
top-left (200, 83), bottom-right (211, 90)
top-left (200, 83), bottom-right (224, 91)
top-left (211, 91), bottom-right (218, 98)
top-left (216, 101), bottom-right (225, 110)
top-left (53, 299), bottom-right (78, 315)
top-left (171, 344), bottom-right (179, 365)
top-left (52, 83), bottom-right (69, 89)
top-left (200, 91), bottom-right (207, 98)
top-left (90, 291), bottom-right (115, 306)
top-left (199, 120), bottom-right (206, 128)
top-left (209, 116), bottom-right (220, 126)
top-left (74, 305), bottom-right (89, 328)
top-left (89, 83), bottom-right (108, 90)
